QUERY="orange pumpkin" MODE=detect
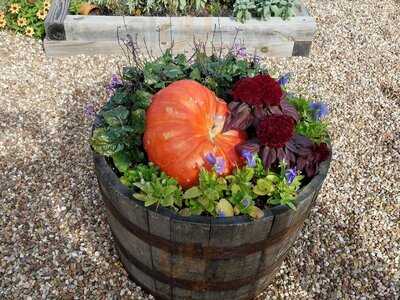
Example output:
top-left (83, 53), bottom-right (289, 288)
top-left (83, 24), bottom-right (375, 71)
top-left (144, 80), bottom-right (247, 188)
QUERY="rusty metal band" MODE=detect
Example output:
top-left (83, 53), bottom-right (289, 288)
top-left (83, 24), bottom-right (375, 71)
top-left (114, 232), bottom-right (289, 292)
top-left (101, 184), bottom-right (305, 260)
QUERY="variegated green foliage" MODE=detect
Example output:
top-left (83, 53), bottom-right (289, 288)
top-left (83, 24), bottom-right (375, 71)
top-left (256, 0), bottom-right (299, 20)
top-left (70, 0), bottom-right (298, 22)
top-left (234, 0), bottom-right (299, 22)
top-left (126, 155), bottom-right (304, 218)
top-left (233, 0), bottom-right (255, 22)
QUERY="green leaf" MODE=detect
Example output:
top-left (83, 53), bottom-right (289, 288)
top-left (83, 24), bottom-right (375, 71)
top-left (178, 208), bottom-right (192, 216)
top-left (286, 201), bottom-right (297, 210)
top-left (110, 89), bottom-right (130, 106)
top-left (248, 206), bottom-right (264, 219)
top-left (161, 196), bottom-right (175, 207)
top-left (131, 109), bottom-right (146, 134)
top-left (112, 151), bottom-right (132, 173)
top-left (90, 128), bottom-right (124, 157)
top-left (131, 90), bottom-right (152, 109)
top-left (174, 54), bottom-right (187, 65)
top-left (216, 199), bottom-right (234, 217)
top-left (190, 68), bottom-right (201, 81)
top-left (143, 62), bottom-right (162, 85)
top-left (144, 197), bottom-right (159, 207)
top-left (183, 187), bottom-right (202, 199)
top-left (133, 182), bottom-right (146, 190)
top-left (101, 106), bottom-right (130, 127)
top-left (163, 64), bottom-right (184, 79)
top-left (133, 193), bottom-right (147, 201)
top-left (266, 174), bottom-right (279, 182)
top-left (122, 66), bottom-right (142, 81)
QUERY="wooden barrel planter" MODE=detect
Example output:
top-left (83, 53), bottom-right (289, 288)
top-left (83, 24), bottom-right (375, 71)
top-left (93, 140), bottom-right (330, 299)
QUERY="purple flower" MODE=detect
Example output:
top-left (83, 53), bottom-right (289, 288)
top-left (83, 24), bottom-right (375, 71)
top-left (205, 153), bottom-right (217, 165)
top-left (84, 103), bottom-right (95, 118)
top-left (218, 211), bottom-right (226, 217)
top-left (309, 102), bottom-right (329, 120)
top-left (214, 157), bottom-right (225, 175)
top-left (106, 74), bottom-right (123, 95)
top-left (205, 153), bottom-right (225, 175)
top-left (236, 47), bottom-right (247, 58)
top-left (278, 73), bottom-right (290, 86)
top-left (232, 44), bottom-right (247, 58)
top-left (241, 198), bottom-right (251, 208)
top-left (252, 55), bottom-right (261, 65)
top-left (241, 149), bottom-right (256, 167)
top-left (285, 167), bottom-right (297, 184)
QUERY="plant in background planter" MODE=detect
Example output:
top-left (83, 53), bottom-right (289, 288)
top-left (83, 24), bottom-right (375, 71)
top-left (69, 0), bottom-right (100, 15)
top-left (90, 38), bottom-right (331, 299)
top-left (0, 0), bottom-right (51, 38)
top-left (70, 0), bottom-right (300, 22)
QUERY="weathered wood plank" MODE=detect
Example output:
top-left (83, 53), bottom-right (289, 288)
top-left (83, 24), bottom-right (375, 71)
top-left (206, 214), bottom-right (273, 284)
top-left (293, 41), bottom-right (312, 56)
top-left (148, 209), bottom-right (172, 299)
top-left (64, 15), bottom-right (315, 42)
top-left (107, 212), bottom-right (153, 270)
top-left (43, 38), bottom-right (294, 57)
top-left (117, 243), bottom-right (157, 295)
top-left (44, 0), bottom-right (70, 40)
top-left (170, 217), bottom-right (210, 299)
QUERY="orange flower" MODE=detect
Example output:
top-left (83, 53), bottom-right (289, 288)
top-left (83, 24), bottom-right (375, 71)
top-left (0, 18), bottom-right (6, 29)
top-left (25, 26), bottom-right (34, 37)
top-left (43, 1), bottom-right (51, 9)
top-left (36, 8), bottom-right (47, 20)
top-left (9, 3), bottom-right (21, 14)
top-left (17, 17), bottom-right (28, 27)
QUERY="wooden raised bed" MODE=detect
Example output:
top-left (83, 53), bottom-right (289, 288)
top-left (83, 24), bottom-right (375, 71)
top-left (93, 124), bottom-right (331, 299)
top-left (44, 0), bottom-right (316, 57)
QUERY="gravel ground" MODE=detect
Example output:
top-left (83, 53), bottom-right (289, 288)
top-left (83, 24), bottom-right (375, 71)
top-left (0, 0), bottom-right (399, 298)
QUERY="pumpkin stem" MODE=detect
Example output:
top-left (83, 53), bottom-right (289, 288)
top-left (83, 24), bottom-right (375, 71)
top-left (209, 115), bottom-right (225, 141)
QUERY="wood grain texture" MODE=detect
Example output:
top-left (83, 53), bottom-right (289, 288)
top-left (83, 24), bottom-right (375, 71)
top-left (64, 15), bottom-right (315, 42)
top-left (170, 218), bottom-right (210, 299)
top-left (43, 38), bottom-right (294, 57)
top-left (293, 41), bottom-right (312, 56)
top-left (44, 0), bottom-right (70, 40)
top-left (148, 210), bottom-right (173, 299)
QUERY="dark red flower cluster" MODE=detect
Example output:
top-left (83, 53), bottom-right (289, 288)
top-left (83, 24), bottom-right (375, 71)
top-left (256, 115), bottom-right (295, 148)
top-left (231, 75), bottom-right (283, 106)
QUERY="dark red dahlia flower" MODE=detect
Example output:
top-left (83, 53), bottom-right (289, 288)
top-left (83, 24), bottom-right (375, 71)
top-left (231, 75), bottom-right (283, 106)
top-left (256, 115), bottom-right (295, 148)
